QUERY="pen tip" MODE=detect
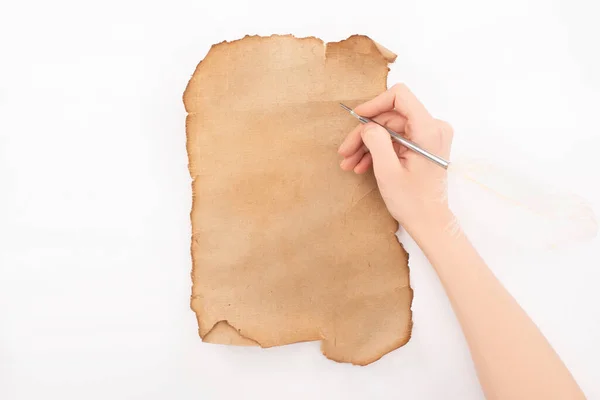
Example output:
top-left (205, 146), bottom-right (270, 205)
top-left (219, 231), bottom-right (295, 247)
top-left (339, 103), bottom-right (352, 112)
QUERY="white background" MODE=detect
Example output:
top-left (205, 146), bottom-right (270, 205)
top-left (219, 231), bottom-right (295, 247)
top-left (1, 0), bottom-right (599, 399)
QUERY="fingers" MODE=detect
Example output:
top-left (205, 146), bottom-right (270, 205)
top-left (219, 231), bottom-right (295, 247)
top-left (338, 85), bottom-right (445, 179)
top-left (353, 152), bottom-right (372, 174)
top-left (361, 123), bottom-right (403, 184)
top-left (338, 124), bottom-right (363, 158)
top-left (340, 145), bottom-right (368, 171)
top-left (354, 83), bottom-right (431, 124)
top-left (374, 111), bottom-right (407, 136)
top-left (340, 141), bottom-right (401, 175)
top-left (338, 110), bottom-right (406, 157)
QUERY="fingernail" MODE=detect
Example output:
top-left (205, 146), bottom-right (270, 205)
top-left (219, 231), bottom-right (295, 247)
top-left (341, 158), bottom-right (352, 170)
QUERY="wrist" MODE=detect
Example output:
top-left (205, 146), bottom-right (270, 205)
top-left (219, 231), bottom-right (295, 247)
top-left (400, 204), bottom-right (456, 243)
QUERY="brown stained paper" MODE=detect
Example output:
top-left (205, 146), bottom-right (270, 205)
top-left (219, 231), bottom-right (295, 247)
top-left (183, 34), bottom-right (412, 365)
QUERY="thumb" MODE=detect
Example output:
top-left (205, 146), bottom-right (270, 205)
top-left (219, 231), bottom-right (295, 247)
top-left (361, 123), bottom-right (403, 185)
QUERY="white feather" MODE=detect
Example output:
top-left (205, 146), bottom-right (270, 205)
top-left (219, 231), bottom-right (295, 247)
top-left (446, 157), bottom-right (598, 250)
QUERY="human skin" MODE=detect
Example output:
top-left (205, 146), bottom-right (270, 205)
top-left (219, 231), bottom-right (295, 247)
top-left (338, 84), bottom-right (585, 399)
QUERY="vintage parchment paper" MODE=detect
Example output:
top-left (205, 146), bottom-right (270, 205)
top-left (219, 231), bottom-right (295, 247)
top-left (183, 35), bottom-right (412, 365)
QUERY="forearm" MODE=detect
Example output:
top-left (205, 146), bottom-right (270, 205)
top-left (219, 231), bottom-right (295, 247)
top-left (405, 208), bottom-right (585, 400)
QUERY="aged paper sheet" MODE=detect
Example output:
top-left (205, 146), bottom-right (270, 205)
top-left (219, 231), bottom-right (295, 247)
top-left (184, 35), bottom-right (412, 365)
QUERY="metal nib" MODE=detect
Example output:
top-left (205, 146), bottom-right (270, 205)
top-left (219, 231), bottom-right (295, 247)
top-left (339, 103), bottom-right (352, 113)
top-left (339, 103), bottom-right (370, 124)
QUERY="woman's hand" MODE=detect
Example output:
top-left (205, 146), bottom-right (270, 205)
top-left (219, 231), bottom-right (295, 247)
top-left (338, 84), bottom-right (453, 229)
top-left (341, 86), bottom-right (586, 400)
